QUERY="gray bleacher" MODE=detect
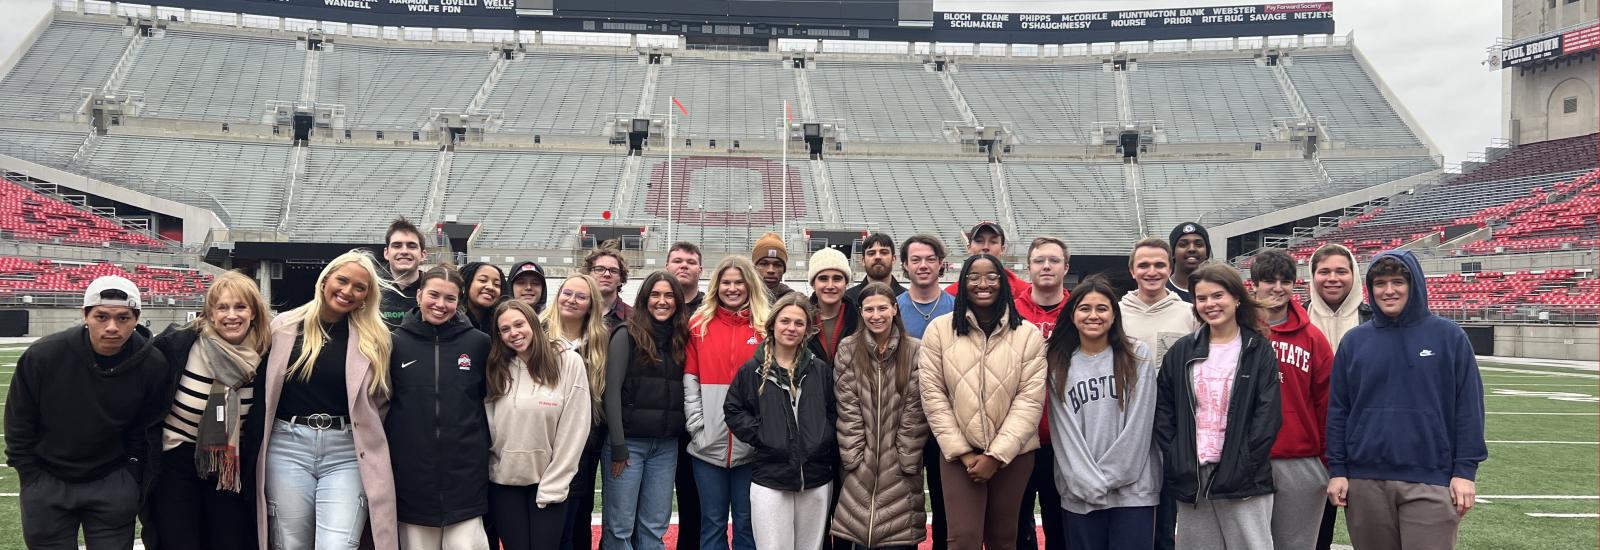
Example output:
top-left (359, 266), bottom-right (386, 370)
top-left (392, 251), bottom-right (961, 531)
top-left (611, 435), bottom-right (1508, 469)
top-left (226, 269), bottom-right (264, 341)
top-left (0, 21), bottom-right (130, 120)
top-left (1321, 156), bottom-right (1439, 186)
top-left (119, 30), bottom-right (304, 123)
top-left (810, 61), bottom-right (960, 143)
top-left (953, 63), bottom-right (1118, 144)
top-left (653, 57), bottom-right (795, 141)
top-left (627, 155), bottom-right (821, 252)
top-left (1141, 158), bottom-right (1319, 230)
top-left (1285, 54), bottom-right (1422, 148)
top-left (829, 158), bottom-right (994, 247)
top-left (317, 44), bottom-right (490, 129)
top-left (1128, 59), bottom-right (1294, 143)
top-left (1006, 162), bottom-right (1134, 254)
top-left (1362, 170), bottom-right (1591, 226)
top-left (446, 150), bottom-right (625, 248)
top-left (0, 128), bottom-right (87, 160)
top-left (289, 147), bottom-right (434, 241)
top-left (85, 135), bottom-right (290, 230)
top-left (485, 52), bottom-right (644, 135)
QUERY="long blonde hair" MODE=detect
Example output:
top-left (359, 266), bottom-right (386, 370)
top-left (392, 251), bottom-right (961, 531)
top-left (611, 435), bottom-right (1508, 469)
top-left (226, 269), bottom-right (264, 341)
top-left (541, 274), bottom-right (608, 411)
top-left (192, 271), bottom-right (273, 355)
top-left (690, 256), bottom-right (770, 338)
top-left (286, 250), bottom-right (393, 397)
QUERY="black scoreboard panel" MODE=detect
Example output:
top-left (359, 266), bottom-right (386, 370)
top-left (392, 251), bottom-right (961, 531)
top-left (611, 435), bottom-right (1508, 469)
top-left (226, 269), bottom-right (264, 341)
top-left (541, 0), bottom-right (915, 25)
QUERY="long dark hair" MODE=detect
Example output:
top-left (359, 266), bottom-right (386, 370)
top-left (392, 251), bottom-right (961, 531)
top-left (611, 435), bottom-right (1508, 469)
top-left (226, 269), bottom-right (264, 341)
top-left (1048, 275), bottom-right (1142, 409)
top-left (627, 271), bottom-right (689, 366)
top-left (1187, 262), bottom-right (1268, 334)
top-left (952, 254), bottom-right (1022, 336)
top-left (486, 300), bottom-right (564, 401)
top-left (847, 282), bottom-right (913, 392)
top-left (460, 261), bottom-right (507, 328)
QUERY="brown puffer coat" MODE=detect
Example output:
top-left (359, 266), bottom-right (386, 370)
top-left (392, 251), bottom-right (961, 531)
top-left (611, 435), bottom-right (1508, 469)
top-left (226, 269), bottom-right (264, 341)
top-left (917, 310), bottom-right (1047, 465)
top-left (829, 330), bottom-right (928, 548)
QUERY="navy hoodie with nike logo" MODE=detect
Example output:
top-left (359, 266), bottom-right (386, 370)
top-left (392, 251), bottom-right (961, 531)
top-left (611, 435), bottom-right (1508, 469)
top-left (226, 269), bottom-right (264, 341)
top-left (1325, 250), bottom-right (1487, 487)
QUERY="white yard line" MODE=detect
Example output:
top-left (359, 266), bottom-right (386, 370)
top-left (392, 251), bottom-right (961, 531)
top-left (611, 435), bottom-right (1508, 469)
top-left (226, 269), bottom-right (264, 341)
top-left (1480, 366), bottom-right (1599, 379)
top-left (1481, 495), bottom-right (1599, 499)
top-left (1488, 384), bottom-right (1600, 387)
top-left (1486, 411), bottom-right (1598, 415)
top-left (1525, 513), bottom-right (1600, 518)
top-left (1486, 440), bottom-right (1599, 445)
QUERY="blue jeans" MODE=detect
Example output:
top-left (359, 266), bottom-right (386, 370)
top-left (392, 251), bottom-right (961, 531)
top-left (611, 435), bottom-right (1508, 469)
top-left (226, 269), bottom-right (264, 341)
top-left (689, 459), bottom-right (754, 550)
top-left (265, 420), bottom-right (367, 550)
top-left (601, 438), bottom-right (679, 550)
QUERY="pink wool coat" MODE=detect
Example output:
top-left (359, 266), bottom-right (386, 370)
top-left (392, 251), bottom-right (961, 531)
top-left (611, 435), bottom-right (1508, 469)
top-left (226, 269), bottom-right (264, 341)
top-left (254, 310), bottom-right (398, 549)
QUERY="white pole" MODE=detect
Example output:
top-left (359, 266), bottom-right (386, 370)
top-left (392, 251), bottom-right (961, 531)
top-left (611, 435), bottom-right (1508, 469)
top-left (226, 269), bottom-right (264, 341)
top-left (781, 100), bottom-right (788, 242)
top-left (667, 99), bottom-right (674, 247)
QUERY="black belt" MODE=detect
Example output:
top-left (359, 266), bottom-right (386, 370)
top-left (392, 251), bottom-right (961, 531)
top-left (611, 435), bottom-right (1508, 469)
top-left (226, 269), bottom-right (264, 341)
top-left (284, 414), bottom-right (350, 431)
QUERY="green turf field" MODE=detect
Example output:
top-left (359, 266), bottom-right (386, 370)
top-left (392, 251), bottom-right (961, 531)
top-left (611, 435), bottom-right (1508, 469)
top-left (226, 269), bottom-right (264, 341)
top-left (0, 349), bottom-right (1594, 548)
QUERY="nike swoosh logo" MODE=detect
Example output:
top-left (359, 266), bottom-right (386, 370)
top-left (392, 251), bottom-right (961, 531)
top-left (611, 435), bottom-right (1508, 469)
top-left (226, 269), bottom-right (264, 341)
top-left (401, 360), bottom-right (417, 369)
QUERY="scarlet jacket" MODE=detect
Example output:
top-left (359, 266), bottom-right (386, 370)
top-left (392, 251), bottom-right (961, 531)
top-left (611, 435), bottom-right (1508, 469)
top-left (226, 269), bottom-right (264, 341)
top-left (684, 306), bottom-right (763, 467)
top-left (1267, 299), bottom-right (1333, 460)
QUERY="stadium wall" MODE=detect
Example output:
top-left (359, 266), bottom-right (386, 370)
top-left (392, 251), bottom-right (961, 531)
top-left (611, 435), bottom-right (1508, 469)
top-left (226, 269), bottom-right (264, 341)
top-left (14, 307), bottom-right (191, 338)
top-left (1493, 324), bottom-right (1599, 361)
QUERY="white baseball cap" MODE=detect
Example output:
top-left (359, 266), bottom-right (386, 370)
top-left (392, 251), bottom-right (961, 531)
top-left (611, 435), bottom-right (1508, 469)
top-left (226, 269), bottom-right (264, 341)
top-left (83, 276), bottom-right (142, 310)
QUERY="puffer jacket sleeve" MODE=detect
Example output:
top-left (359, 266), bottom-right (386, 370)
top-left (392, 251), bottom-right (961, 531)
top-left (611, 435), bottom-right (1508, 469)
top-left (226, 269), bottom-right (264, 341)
top-left (894, 339), bottom-right (929, 475)
top-left (683, 332), bottom-right (706, 437)
top-left (984, 325), bottom-right (1048, 465)
top-left (916, 321), bottom-right (972, 461)
top-left (834, 344), bottom-right (866, 471)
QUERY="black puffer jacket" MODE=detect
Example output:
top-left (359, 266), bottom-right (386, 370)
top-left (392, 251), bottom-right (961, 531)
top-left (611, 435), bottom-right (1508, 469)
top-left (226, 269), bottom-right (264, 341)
top-left (1154, 325), bottom-right (1281, 503)
top-left (385, 309), bottom-right (492, 527)
top-left (725, 346), bottom-right (837, 492)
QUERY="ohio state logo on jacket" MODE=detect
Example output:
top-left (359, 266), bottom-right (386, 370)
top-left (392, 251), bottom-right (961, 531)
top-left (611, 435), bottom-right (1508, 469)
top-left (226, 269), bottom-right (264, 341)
top-left (457, 354), bottom-right (472, 370)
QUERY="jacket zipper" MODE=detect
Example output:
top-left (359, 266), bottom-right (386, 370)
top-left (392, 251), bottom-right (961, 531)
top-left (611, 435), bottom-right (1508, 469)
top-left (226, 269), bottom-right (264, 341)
top-left (433, 333), bottom-right (444, 518)
top-left (1184, 352), bottom-right (1208, 502)
top-left (866, 360), bottom-right (883, 547)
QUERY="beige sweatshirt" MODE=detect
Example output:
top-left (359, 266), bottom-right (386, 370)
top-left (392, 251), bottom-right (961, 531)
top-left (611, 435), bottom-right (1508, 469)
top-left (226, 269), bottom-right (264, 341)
top-left (486, 348), bottom-right (592, 507)
top-left (1119, 290), bottom-right (1199, 368)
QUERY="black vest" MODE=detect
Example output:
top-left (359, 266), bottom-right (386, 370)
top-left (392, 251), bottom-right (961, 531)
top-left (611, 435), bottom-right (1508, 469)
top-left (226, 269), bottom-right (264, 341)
top-left (614, 329), bottom-right (687, 439)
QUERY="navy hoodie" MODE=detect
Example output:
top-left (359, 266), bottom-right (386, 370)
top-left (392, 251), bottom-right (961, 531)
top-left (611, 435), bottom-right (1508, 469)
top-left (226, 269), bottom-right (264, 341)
top-left (1325, 250), bottom-right (1487, 487)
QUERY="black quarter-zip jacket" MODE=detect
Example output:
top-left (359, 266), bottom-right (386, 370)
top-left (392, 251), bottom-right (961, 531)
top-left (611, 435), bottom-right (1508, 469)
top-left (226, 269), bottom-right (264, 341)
top-left (1153, 324), bottom-right (1281, 504)
top-left (386, 309), bottom-right (492, 527)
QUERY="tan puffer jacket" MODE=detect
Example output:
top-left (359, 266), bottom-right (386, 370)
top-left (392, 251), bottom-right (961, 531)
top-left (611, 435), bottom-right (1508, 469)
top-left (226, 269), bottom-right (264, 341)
top-left (917, 310), bottom-right (1047, 466)
top-left (829, 330), bottom-right (928, 548)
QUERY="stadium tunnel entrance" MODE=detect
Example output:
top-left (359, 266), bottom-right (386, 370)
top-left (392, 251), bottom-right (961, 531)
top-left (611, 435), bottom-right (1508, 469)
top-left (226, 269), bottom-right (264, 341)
top-left (213, 241), bottom-right (384, 311)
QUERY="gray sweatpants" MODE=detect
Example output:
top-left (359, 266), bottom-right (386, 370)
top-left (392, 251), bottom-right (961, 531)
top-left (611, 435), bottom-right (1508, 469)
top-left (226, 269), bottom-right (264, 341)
top-left (1270, 457), bottom-right (1329, 550)
top-left (1345, 478), bottom-right (1460, 550)
top-left (751, 482), bottom-right (833, 550)
top-left (1176, 464), bottom-right (1275, 550)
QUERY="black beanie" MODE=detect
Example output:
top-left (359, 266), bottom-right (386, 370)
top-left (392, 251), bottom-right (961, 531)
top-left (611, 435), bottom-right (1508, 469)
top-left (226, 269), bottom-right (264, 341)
top-left (1169, 222), bottom-right (1211, 252)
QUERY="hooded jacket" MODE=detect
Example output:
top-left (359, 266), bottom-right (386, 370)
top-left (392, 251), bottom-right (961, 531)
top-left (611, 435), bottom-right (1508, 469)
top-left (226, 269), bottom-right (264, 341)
top-left (486, 348), bottom-right (591, 506)
top-left (830, 331), bottom-right (928, 548)
top-left (917, 310), bottom-right (1047, 465)
top-left (1266, 299), bottom-right (1334, 460)
top-left (1013, 288), bottom-right (1067, 444)
top-left (684, 306), bottom-right (762, 467)
top-left (724, 346), bottom-right (837, 492)
top-left (385, 309), bottom-right (492, 527)
top-left (1306, 243), bottom-right (1373, 352)
top-left (1154, 325), bottom-right (1281, 503)
top-left (1326, 250), bottom-right (1487, 487)
top-left (1120, 290), bottom-right (1199, 368)
top-left (5, 323), bottom-right (168, 487)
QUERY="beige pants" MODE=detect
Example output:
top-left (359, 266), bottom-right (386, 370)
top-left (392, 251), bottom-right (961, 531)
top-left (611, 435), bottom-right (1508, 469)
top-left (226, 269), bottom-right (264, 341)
top-left (398, 517), bottom-right (490, 550)
top-left (1345, 478), bottom-right (1461, 550)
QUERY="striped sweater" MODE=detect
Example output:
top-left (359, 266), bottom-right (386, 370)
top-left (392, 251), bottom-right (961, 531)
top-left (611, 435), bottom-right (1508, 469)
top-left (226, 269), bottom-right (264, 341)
top-left (161, 364), bottom-right (255, 452)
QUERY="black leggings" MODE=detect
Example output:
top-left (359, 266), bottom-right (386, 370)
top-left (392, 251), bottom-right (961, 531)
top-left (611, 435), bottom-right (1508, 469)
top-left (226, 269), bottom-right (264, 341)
top-left (489, 483), bottom-right (570, 550)
top-left (146, 445), bottom-right (255, 550)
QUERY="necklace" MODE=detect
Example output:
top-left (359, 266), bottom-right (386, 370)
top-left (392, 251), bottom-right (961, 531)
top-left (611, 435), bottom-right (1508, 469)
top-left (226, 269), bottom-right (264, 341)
top-left (909, 295), bottom-right (941, 320)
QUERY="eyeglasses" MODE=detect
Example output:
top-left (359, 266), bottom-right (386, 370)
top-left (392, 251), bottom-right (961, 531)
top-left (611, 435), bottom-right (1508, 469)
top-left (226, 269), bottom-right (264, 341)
top-left (560, 289), bottom-right (590, 302)
top-left (965, 273), bottom-right (1002, 284)
top-left (588, 266), bottom-right (621, 276)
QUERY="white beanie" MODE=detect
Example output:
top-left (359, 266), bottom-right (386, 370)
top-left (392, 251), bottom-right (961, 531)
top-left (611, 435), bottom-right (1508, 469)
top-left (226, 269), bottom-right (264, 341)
top-left (807, 247), bottom-right (853, 283)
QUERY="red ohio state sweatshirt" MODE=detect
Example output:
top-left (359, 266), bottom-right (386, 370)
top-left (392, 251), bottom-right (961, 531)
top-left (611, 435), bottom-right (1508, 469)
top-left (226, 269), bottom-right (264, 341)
top-left (1267, 298), bottom-right (1334, 460)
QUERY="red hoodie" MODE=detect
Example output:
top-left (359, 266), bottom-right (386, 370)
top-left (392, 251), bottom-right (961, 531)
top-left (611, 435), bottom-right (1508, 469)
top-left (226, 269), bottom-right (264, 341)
top-left (1013, 287), bottom-right (1065, 444)
top-left (1267, 298), bottom-right (1334, 459)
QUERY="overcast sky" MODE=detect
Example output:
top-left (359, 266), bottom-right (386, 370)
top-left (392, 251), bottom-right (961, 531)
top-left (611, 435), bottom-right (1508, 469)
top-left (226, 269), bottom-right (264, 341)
top-left (0, 0), bottom-right (1503, 163)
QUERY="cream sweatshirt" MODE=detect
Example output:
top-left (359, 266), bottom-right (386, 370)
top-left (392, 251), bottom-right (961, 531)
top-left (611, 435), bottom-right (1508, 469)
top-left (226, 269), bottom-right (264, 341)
top-left (486, 349), bottom-right (592, 507)
top-left (1119, 290), bottom-right (1199, 369)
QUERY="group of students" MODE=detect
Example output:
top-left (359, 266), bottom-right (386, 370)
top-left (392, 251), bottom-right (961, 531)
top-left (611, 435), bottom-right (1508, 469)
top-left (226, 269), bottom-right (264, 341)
top-left (4, 216), bottom-right (1486, 550)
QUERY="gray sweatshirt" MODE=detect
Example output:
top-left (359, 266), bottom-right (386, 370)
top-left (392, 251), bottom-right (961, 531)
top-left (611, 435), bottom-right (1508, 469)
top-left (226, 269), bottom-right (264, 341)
top-left (1047, 339), bottom-right (1162, 514)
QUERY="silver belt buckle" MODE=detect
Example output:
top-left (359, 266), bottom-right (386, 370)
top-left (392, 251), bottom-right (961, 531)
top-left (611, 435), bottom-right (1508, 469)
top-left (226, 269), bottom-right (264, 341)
top-left (306, 413), bottom-right (334, 430)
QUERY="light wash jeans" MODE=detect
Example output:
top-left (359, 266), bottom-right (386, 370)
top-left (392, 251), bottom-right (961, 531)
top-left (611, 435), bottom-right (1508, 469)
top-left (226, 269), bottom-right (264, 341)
top-left (265, 419), bottom-right (367, 550)
top-left (601, 437), bottom-right (680, 550)
top-left (689, 459), bottom-right (755, 550)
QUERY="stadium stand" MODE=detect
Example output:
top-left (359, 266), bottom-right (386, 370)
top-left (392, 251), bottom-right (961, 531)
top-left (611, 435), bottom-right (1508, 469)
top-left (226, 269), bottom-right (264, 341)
top-left (317, 44), bottom-right (491, 129)
top-left (1459, 169), bottom-right (1600, 256)
top-left (0, 127), bottom-right (89, 160)
top-left (953, 63), bottom-right (1118, 144)
top-left (118, 29), bottom-right (305, 123)
top-left (1004, 162), bottom-right (1134, 254)
top-left (0, 20), bottom-right (129, 120)
top-left (828, 158), bottom-right (993, 247)
top-left (810, 61), bottom-right (961, 143)
top-left (1283, 53), bottom-right (1424, 148)
top-left (288, 147), bottom-right (436, 241)
top-left (1320, 155), bottom-right (1440, 186)
top-left (1126, 59), bottom-right (1295, 143)
top-left (0, 256), bottom-right (209, 304)
top-left (447, 150), bottom-right (627, 249)
top-left (653, 57), bottom-right (797, 141)
top-left (1446, 133), bottom-right (1598, 186)
top-left (1140, 158), bottom-right (1321, 231)
top-left (484, 51), bottom-right (645, 135)
top-left (1, 176), bottom-right (168, 250)
top-left (84, 135), bottom-right (291, 230)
